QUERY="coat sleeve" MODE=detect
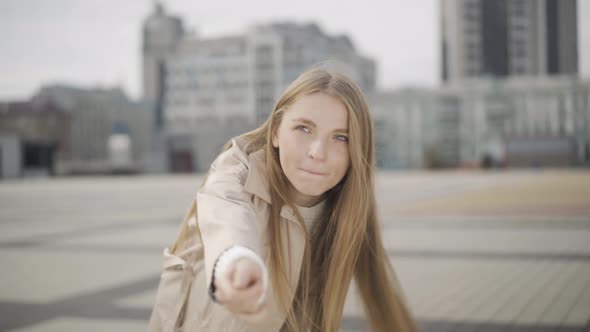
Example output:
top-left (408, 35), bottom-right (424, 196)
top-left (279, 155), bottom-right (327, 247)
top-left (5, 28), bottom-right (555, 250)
top-left (196, 146), bottom-right (264, 290)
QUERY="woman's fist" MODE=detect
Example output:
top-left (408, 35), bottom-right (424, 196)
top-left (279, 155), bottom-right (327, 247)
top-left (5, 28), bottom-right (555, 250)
top-left (215, 257), bottom-right (266, 314)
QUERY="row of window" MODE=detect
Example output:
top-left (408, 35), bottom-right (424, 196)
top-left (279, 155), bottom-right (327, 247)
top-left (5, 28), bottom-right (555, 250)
top-left (166, 79), bottom-right (250, 91)
top-left (167, 63), bottom-right (248, 78)
top-left (166, 94), bottom-right (248, 107)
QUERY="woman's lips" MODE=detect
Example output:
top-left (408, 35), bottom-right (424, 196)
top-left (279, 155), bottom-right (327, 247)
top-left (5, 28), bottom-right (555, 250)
top-left (300, 168), bottom-right (326, 176)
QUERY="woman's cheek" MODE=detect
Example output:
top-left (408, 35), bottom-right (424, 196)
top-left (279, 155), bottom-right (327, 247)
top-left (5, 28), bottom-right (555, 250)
top-left (336, 147), bottom-right (350, 166)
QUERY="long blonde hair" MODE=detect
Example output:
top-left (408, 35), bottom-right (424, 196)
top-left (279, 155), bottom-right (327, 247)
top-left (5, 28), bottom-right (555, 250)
top-left (172, 67), bottom-right (417, 332)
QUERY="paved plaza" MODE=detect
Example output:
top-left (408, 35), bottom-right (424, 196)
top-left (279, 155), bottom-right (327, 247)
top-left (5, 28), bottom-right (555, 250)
top-left (1, 169), bottom-right (589, 331)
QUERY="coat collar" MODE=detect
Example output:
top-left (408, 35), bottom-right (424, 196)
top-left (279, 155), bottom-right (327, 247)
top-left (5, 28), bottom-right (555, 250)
top-left (244, 148), bottom-right (298, 224)
top-left (243, 146), bottom-right (273, 205)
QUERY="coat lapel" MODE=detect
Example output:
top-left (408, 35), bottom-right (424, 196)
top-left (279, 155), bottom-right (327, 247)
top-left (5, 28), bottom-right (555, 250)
top-left (242, 145), bottom-right (306, 302)
top-left (243, 147), bottom-right (303, 227)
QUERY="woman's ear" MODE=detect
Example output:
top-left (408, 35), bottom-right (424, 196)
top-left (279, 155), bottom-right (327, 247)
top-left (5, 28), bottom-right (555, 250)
top-left (271, 130), bottom-right (279, 148)
top-left (271, 110), bottom-right (283, 149)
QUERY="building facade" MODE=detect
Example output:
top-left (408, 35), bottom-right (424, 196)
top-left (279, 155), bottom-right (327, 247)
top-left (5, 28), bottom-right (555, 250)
top-left (370, 77), bottom-right (590, 169)
top-left (441, 0), bottom-right (578, 82)
top-left (0, 100), bottom-right (71, 178)
top-left (32, 85), bottom-right (154, 174)
top-left (141, 3), bottom-right (377, 171)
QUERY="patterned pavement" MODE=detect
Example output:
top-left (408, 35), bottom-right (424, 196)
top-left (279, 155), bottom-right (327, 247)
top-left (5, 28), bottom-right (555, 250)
top-left (1, 170), bottom-right (589, 331)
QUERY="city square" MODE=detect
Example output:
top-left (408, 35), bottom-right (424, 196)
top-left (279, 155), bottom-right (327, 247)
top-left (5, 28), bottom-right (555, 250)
top-left (1, 169), bottom-right (589, 331)
top-left (1, 0), bottom-right (590, 331)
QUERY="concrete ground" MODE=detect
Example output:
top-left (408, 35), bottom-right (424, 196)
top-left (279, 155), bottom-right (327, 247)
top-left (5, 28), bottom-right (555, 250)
top-left (0, 169), bottom-right (589, 331)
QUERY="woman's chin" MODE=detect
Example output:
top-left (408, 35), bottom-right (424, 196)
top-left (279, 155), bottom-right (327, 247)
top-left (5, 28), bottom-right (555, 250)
top-left (292, 184), bottom-right (326, 199)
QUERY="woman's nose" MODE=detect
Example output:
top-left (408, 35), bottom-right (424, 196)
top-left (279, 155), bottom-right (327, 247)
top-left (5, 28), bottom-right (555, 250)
top-left (308, 139), bottom-right (327, 161)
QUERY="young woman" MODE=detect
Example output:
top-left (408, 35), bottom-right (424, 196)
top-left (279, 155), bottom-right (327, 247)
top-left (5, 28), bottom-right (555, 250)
top-left (149, 68), bottom-right (417, 332)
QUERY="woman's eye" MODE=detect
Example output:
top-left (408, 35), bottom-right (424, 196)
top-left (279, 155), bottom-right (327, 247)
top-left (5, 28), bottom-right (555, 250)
top-left (295, 125), bottom-right (311, 133)
top-left (335, 135), bottom-right (349, 142)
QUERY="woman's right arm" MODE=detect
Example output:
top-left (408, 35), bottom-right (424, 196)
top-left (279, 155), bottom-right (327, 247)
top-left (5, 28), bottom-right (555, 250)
top-left (196, 147), bottom-right (269, 319)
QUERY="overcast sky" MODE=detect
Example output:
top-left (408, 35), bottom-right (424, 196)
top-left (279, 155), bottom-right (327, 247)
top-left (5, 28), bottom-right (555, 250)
top-left (1, 0), bottom-right (589, 101)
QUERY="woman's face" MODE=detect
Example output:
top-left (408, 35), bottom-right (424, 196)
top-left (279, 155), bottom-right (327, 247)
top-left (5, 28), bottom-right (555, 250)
top-left (272, 92), bottom-right (350, 207)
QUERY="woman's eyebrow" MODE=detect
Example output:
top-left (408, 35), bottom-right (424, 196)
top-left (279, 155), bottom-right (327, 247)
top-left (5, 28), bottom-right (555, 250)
top-left (292, 118), bottom-right (316, 127)
top-left (292, 117), bottom-right (348, 133)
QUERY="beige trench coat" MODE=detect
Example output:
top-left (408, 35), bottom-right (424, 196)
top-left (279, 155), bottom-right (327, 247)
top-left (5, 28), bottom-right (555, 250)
top-left (148, 137), bottom-right (314, 332)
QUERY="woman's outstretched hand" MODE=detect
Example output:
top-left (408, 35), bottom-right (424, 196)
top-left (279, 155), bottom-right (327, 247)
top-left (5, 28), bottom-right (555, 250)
top-left (215, 257), bottom-right (267, 315)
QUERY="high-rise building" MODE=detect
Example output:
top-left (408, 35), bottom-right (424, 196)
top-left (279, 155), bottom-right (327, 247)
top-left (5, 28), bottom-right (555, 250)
top-left (141, 2), bottom-right (376, 171)
top-left (142, 2), bottom-right (184, 130)
top-left (441, 0), bottom-right (578, 82)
